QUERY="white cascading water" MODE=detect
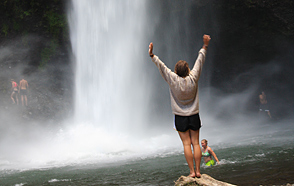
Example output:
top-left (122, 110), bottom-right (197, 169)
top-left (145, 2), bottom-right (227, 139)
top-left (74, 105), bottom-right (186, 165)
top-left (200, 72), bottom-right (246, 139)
top-left (71, 0), bottom-right (148, 127)
top-left (67, 0), bottom-right (178, 161)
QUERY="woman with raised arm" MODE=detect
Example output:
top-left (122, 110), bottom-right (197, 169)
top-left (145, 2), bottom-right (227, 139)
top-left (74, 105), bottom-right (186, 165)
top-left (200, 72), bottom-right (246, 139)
top-left (149, 34), bottom-right (211, 178)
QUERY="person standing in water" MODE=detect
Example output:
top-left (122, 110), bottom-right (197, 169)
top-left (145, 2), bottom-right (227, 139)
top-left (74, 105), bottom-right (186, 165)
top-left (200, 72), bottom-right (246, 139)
top-left (201, 139), bottom-right (220, 166)
top-left (149, 34), bottom-right (211, 178)
top-left (19, 78), bottom-right (29, 106)
top-left (10, 79), bottom-right (19, 105)
top-left (259, 91), bottom-right (271, 119)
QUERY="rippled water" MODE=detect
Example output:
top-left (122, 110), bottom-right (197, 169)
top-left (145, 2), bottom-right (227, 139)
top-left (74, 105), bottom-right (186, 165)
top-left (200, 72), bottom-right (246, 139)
top-left (1, 122), bottom-right (293, 186)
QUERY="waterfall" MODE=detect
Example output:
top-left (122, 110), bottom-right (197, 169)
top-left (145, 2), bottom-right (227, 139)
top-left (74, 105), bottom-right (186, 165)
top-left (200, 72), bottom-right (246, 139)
top-left (67, 0), bottom-right (178, 158)
top-left (70, 0), bottom-right (150, 132)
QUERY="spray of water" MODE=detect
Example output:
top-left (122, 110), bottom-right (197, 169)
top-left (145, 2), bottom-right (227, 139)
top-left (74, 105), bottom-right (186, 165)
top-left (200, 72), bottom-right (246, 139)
top-left (0, 1), bottom-right (293, 171)
top-left (0, 1), bottom-right (180, 170)
top-left (66, 0), bottom-right (181, 163)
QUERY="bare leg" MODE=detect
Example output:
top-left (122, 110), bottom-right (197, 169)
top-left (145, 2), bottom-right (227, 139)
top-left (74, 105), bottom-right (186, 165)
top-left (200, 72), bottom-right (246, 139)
top-left (11, 92), bottom-right (15, 104)
top-left (21, 95), bottom-right (24, 106)
top-left (190, 129), bottom-right (201, 178)
top-left (178, 130), bottom-right (195, 177)
top-left (267, 111), bottom-right (272, 119)
top-left (24, 95), bottom-right (27, 106)
top-left (15, 94), bottom-right (19, 105)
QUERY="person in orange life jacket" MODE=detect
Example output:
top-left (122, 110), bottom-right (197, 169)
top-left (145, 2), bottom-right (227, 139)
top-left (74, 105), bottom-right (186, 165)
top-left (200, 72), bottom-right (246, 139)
top-left (10, 79), bottom-right (19, 105)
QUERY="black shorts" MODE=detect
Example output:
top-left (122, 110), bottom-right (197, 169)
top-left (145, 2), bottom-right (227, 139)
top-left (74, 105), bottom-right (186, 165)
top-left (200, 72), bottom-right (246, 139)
top-left (174, 113), bottom-right (202, 132)
top-left (20, 89), bottom-right (27, 96)
top-left (259, 104), bottom-right (269, 112)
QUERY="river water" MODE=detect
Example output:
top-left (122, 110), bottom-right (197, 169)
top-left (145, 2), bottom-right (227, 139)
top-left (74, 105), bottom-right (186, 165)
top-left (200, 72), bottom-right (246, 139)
top-left (0, 119), bottom-right (293, 186)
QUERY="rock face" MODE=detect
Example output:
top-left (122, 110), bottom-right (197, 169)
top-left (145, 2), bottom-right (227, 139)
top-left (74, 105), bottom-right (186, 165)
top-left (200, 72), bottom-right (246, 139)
top-left (174, 174), bottom-right (236, 186)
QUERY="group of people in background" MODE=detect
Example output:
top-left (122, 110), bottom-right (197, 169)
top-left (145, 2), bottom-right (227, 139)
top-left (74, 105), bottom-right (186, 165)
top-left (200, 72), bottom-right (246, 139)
top-left (10, 78), bottom-right (29, 106)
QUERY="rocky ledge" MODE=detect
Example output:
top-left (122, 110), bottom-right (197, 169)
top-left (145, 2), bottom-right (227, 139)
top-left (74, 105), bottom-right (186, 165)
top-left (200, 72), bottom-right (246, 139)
top-left (174, 174), bottom-right (236, 186)
top-left (174, 174), bottom-right (294, 186)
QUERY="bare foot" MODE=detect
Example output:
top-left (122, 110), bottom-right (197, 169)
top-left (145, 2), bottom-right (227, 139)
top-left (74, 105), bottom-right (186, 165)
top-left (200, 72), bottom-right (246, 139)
top-left (188, 173), bottom-right (196, 178)
top-left (195, 171), bottom-right (201, 178)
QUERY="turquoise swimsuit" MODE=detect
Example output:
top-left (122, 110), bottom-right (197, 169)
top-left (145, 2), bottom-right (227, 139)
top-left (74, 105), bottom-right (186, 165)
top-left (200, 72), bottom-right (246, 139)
top-left (202, 148), bottom-right (215, 166)
top-left (201, 148), bottom-right (211, 157)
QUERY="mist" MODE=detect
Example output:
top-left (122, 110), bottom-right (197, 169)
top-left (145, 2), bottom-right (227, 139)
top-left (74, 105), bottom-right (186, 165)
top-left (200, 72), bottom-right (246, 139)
top-left (145, 0), bottom-right (294, 151)
top-left (0, 0), bottom-right (293, 170)
top-left (0, 35), bottom-right (73, 169)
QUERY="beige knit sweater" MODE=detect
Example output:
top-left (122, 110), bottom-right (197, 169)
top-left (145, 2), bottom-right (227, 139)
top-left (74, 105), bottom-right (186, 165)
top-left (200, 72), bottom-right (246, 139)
top-left (152, 48), bottom-right (206, 116)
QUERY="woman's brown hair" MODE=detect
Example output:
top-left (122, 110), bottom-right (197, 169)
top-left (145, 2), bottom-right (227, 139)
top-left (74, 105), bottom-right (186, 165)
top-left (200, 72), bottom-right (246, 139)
top-left (174, 60), bottom-right (190, 77)
top-left (201, 139), bottom-right (208, 144)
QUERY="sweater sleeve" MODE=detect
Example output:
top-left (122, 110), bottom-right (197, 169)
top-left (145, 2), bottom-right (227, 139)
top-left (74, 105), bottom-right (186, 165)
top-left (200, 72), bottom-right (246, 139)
top-left (152, 55), bottom-right (177, 84)
top-left (190, 48), bottom-right (206, 81)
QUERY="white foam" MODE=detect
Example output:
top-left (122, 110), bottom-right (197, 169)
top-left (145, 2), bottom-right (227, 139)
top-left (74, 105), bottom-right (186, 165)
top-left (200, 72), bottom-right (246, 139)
top-left (48, 179), bottom-right (71, 183)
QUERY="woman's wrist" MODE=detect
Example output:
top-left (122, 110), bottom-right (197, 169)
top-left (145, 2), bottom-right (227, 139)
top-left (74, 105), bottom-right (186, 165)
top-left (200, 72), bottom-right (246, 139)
top-left (150, 53), bottom-right (154, 58)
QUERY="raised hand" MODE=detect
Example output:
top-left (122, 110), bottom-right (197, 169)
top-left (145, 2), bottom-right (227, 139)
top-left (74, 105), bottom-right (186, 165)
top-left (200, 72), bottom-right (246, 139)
top-left (203, 34), bottom-right (211, 47)
top-left (149, 42), bottom-right (154, 57)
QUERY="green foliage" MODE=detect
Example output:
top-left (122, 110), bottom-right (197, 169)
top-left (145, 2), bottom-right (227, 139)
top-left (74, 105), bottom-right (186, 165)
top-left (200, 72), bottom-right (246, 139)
top-left (24, 10), bottom-right (31, 16)
top-left (2, 24), bottom-right (9, 36)
top-left (0, 0), bottom-right (68, 68)
top-left (40, 40), bottom-right (58, 69)
top-left (44, 10), bottom-right (66, 39)
top-left (0, 0), bottom-right (68, 40)
top-left (21, 31), bottom-right (29, 46)
top-left (13, 20), bottom-right (20, 32)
